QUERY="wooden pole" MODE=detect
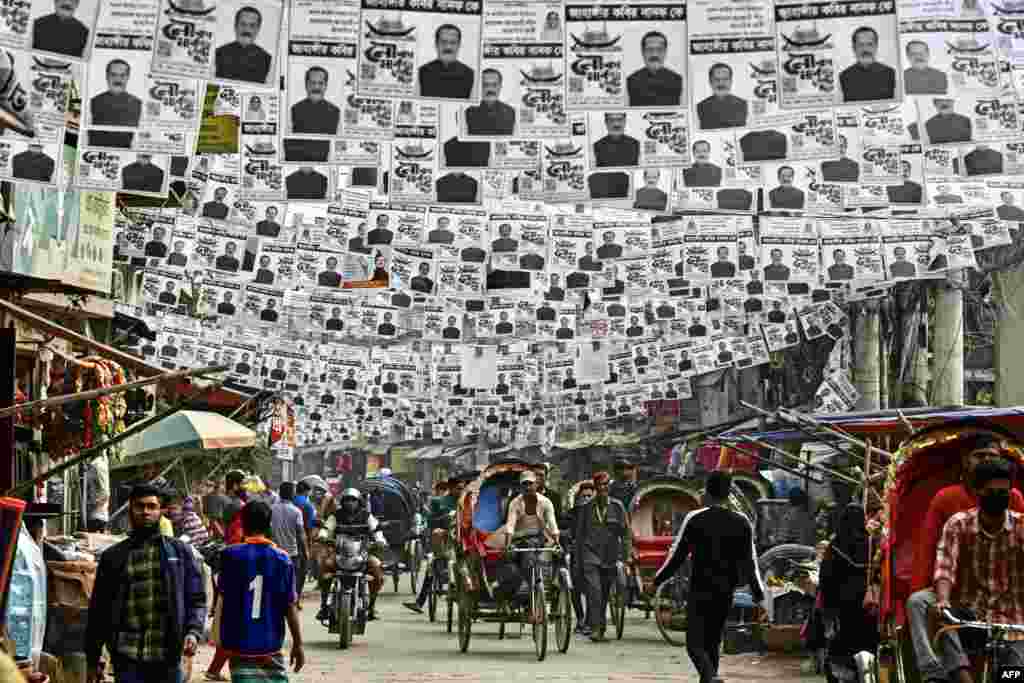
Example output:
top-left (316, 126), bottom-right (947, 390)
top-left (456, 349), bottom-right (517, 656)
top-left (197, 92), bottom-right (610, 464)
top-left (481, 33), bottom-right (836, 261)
top-left (3, 382), bottom-right (221, 496)
top-left (0, 296), bottom-right (179, 378)
top-left (0, 364), bottom-right (230, 420)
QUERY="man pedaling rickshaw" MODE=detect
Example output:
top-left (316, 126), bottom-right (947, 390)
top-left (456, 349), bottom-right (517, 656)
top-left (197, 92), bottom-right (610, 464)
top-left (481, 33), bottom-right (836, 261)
top-left (906, 438), bottom-right (1024, 683)
top-left (404, 473), bottom-right (472, 614)
top-left (316, 488), bottom-right (387, 622)
top-left (914, 457), bottom-right (1024, 683)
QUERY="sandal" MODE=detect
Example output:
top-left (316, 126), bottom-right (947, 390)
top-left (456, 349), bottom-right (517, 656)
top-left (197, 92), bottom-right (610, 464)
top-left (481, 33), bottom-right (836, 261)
top-left (204, 673), bottom-right (228, 682)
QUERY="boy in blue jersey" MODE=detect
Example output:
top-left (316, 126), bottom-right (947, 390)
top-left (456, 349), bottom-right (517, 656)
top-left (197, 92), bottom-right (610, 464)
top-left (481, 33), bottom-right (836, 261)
top-left (219, 501), bottom-right (305, 683)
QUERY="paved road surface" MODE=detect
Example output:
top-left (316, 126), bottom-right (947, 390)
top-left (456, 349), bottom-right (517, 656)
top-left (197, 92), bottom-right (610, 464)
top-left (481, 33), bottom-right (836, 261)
top-left (193, 587), bottom-right (821, 683)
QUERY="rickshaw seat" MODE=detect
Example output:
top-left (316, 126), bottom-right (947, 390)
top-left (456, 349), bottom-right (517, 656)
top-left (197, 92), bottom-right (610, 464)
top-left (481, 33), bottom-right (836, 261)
top-left (888, 474), bottom-right (960, 627)
top-left (634, 535), bottom-right (672, 567)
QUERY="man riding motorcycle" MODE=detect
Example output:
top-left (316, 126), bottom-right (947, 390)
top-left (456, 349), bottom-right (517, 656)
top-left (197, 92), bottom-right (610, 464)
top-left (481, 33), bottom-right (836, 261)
top-left (317, 488), bottom-right (387, 621)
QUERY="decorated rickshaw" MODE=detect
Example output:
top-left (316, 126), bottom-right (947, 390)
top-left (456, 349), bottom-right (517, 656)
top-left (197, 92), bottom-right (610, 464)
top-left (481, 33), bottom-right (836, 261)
top-left (453, 458), bottom-right (574, 660)
top-left (876, 417), bottom-right (1024, 683)
top-left (358, 476), bottom-right (422, 593)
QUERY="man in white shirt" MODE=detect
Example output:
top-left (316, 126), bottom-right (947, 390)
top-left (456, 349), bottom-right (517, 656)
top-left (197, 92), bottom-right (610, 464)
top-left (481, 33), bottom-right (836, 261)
top-left (503, 471), bottom-right (560, 546)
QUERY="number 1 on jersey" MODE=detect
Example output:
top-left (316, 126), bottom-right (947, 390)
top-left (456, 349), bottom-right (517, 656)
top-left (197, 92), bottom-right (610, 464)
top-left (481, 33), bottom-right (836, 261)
top-left (249, 575), bottom-right (264, 620)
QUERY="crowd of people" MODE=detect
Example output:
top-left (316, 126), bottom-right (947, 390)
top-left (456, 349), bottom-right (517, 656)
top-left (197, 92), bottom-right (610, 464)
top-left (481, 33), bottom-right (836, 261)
top-left (72, 437), bottom-right (1024, 683)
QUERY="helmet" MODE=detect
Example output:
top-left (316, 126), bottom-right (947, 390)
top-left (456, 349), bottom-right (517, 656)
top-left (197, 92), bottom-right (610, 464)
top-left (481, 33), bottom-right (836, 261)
top-left (340, 487), bottom-right (362, 503)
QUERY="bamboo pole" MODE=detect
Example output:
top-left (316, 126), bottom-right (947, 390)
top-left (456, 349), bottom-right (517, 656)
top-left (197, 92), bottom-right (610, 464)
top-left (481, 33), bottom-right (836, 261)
top-left (725, 435), bottom-right (865, 487)
top-left (723, 442), bottom-right (826, 484)
top-left (4, 382), bottom-right (221, 496)
top-left (740, 400), bottom-right (896, 460)
top-left (0, 296), bottom-right (169, 377)
top-left (0, 364), bottom-right (230, 420)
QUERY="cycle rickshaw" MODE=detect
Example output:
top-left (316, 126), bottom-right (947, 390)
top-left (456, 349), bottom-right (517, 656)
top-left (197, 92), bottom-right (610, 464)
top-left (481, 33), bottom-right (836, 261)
top-left (876, 417), bottom-right (1024, 683)
top-left (359, 476), bottom-right (422, 593)
top-left (452, 459), bottom-right (574, 660)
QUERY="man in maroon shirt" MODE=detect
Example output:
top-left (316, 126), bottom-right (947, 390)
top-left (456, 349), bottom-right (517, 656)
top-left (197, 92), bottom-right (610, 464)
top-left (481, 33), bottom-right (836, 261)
top-left (906, 436), bottom-right (1024, 683)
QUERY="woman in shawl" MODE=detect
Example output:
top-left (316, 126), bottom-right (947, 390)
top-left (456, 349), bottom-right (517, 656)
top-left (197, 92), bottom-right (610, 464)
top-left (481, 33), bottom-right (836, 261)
top-left (819, 503), bottom-right (879, 683)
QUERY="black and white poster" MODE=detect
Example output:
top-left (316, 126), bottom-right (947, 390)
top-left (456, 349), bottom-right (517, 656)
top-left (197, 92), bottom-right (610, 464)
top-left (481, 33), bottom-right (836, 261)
top-left (357, 0), bottom-right (482, 101)
top-left (775, 0), bottom-right (901, 109)
top-left (564, 1), bottom-right (687, 109)
top-left (77, 149), bottom-right (168, 195)
top-left (153, 0), bottom-right (284, 86)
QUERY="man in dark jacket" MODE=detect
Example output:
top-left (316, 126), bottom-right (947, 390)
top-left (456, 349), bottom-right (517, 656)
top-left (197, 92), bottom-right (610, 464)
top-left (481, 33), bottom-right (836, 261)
top-left (609, 459), bottom-right (639, 510)
top-left (652, 471), bottom-right (765, 683)
top-left (574, 471), bottom-right (631, 641)
top-left (562, 480), bottom-right (595, 632)
top-left (86, 484), bottom-right (206, 683)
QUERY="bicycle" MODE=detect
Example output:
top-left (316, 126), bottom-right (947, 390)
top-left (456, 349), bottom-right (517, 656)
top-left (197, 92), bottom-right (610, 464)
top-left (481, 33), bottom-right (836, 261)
top-left (932, 608), bottom-right (1024, 683)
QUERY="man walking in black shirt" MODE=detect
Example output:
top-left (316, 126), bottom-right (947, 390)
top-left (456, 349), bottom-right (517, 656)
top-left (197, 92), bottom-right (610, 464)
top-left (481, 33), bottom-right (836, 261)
top-left (653, 471), bottom-right (765, 683)
top-left (291, 66), bottom-right (340, 135)
top-left (215, 6), bottom-right (273, 83)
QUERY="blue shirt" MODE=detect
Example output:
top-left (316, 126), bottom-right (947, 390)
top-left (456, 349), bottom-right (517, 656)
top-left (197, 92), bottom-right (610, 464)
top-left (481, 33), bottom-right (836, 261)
top-left (293, 495), bottom-right (317, 530)
top-left (219, 539), bottom-right (295, 656)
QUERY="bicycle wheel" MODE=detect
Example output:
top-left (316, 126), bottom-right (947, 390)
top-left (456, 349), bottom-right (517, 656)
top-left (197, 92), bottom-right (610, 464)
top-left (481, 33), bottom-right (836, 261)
top-left (409, 541), bottom-right (421, 594)
top-left (654, 578), bottom-right (687, 647)
top-left (458, 592), bottom-right (473, 653)
top-left (554, 581), bottom-right (572, 653)
top-left (532, 581), bottom-right (548, 661)
top-left (427, 573), bottom-right (438, 622)
top-left (446, 588), bottom-right (455, 633)
top-left (609, 579), bottom-right (625, 640)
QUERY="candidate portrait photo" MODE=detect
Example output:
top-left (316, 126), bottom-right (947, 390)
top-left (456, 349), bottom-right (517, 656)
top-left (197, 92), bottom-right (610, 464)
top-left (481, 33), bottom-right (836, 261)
top-left (418, 22), bottom-right (478, 100)
top-left (88, 56), bottom-right (143, 128)
top-left (214, 3), bottom-right (280, 84)
top-left (32, 0), bottom-right (94, 58)
top-left (289, 64), bottom-right (341, 136)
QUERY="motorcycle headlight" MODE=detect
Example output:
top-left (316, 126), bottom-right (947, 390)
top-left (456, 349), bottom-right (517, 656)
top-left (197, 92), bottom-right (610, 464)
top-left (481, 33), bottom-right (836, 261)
top-left (337, 537), bottom-right (360, 557)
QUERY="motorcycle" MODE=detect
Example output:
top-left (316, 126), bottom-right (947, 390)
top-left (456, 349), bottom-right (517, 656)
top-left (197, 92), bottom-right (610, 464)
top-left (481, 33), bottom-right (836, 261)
top-left (321, 522), bottom-right (390, 649)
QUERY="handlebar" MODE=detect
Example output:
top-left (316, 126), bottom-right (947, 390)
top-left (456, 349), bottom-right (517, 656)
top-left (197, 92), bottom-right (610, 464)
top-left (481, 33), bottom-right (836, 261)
top-left (508, 546), bottom-right (562, 553)
top-left (940, 609), bottom-right (1024, 633)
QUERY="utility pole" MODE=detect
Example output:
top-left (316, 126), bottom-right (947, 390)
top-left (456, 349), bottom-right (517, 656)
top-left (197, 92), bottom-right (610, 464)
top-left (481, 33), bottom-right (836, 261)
top-left (995, 263), bottom-right (1024, 406)
top-left (932, 274), bottom-right (965, 405)
top-left (854, 302), bottom-right (881, 411)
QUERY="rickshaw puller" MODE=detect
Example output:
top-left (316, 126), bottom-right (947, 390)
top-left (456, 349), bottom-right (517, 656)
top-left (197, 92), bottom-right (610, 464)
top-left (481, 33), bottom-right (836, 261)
top-left (501, 471), bottom-right (560, 618)
top-left (405, 474), bottom-right (470, 614)
top-left (317, 488), bottom-right (387, 621)
top-left (906, 438), bottom-right (1024, 683)
top-left (927, 458), bottom-right (1024, 683)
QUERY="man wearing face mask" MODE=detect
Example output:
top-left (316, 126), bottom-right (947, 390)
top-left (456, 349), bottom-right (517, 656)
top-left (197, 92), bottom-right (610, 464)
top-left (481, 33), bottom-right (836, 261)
top-left (85, 484), bottom-right (206, 683)
top-left (906, 438), bottom-right (1024, 683)
top-left (317, 488), bottom-right (387, 621)
top-left (932, 458), bottom-right (1024, 681)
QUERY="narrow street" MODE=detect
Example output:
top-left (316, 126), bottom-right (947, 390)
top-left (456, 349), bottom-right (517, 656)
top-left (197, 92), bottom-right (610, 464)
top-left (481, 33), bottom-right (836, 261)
top-left (194, 587), bottom-right (820, 683)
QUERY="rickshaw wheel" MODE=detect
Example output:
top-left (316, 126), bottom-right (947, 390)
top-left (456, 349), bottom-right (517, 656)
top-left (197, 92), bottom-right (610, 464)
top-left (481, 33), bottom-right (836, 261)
top-left (609, 579), bottom-right (625, 640)
top-left (554, 584), bottom-right (572, 653)
top-left (458, 592), bottom-right (473, 653)
top-left (446, 588), bottom-right (455, 633)
top-left (427, 575), bottom-right (438, 622)
top-left (654, 578), bottom-right (686, 647)
top-left (532, 583), bottom-right (548, 661)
